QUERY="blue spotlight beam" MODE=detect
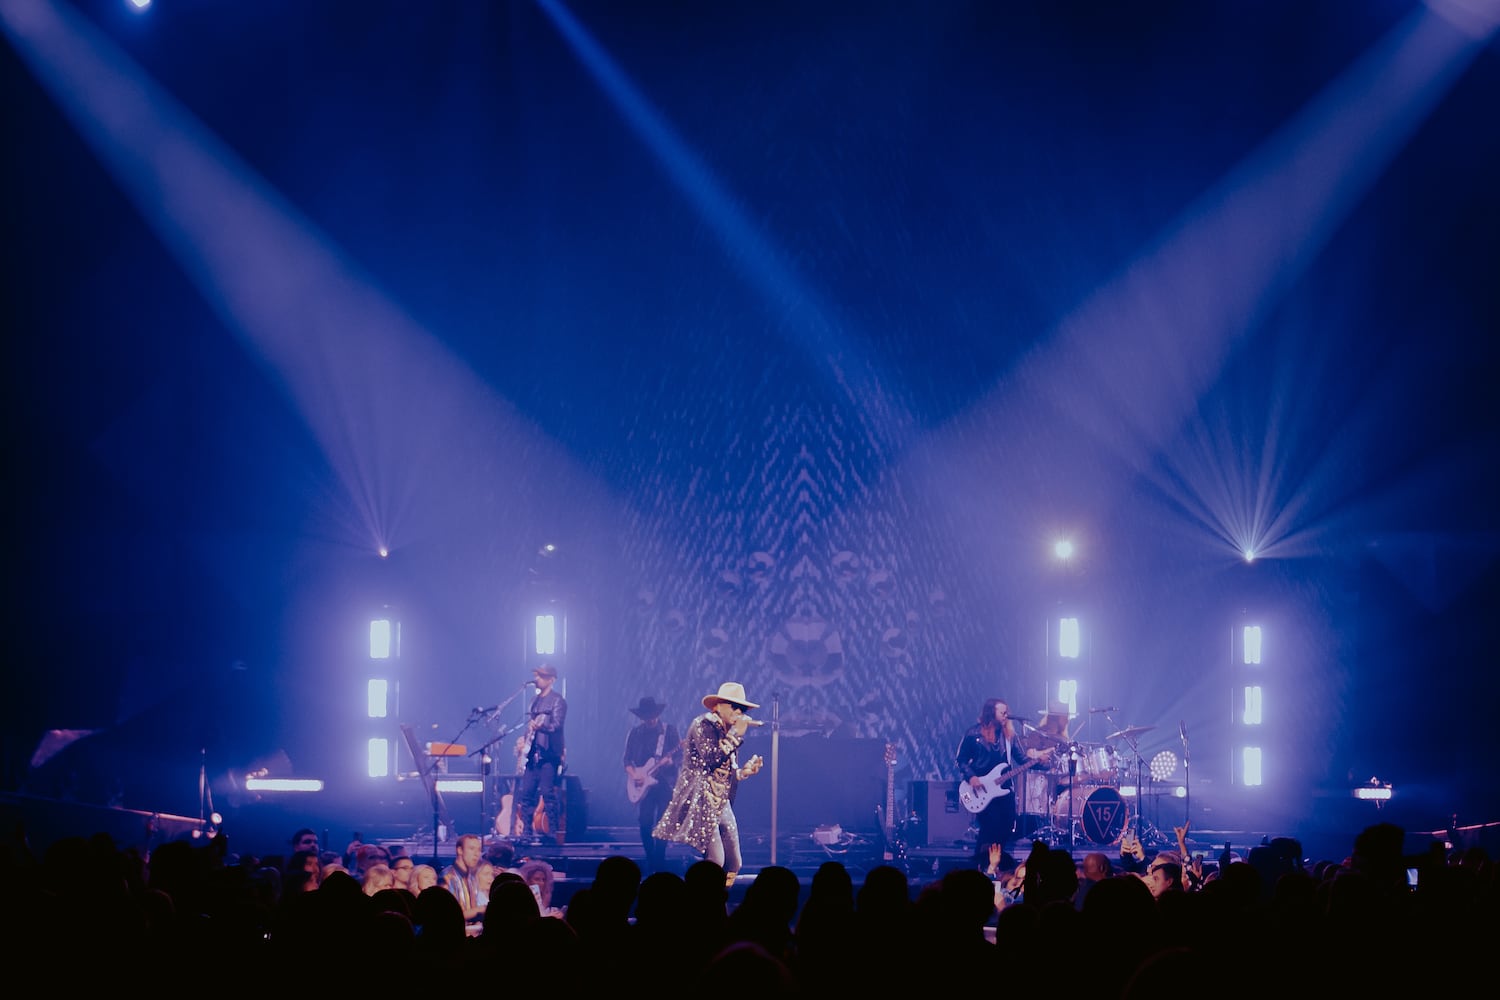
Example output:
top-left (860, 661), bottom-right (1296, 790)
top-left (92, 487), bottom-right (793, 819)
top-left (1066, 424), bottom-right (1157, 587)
top-left (926, 1), bottom-right (1498, 562)
top-left (0, 0), bottom-right (606, 554)
top-left (533, 0), bottom-right (913, 456)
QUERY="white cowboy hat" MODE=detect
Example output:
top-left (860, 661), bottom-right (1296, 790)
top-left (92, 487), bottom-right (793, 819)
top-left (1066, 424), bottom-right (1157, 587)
top-left (702, 682), bottom-right (760, 710)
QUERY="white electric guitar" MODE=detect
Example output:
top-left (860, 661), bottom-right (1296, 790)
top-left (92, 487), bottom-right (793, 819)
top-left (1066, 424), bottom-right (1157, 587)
top-left (625, 745), bottom-right (682, 803)
top-left (957, 756), bottom-right (1050, 813)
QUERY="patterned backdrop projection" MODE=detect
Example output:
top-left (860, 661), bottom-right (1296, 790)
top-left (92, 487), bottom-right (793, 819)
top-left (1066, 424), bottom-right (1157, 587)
top-left (586, 364), bottom-right (1039, 834)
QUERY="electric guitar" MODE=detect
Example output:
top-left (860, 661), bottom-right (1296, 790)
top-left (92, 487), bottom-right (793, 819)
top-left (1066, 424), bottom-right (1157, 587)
top-left (957, 756), bottom-right (1050, 813)
top-left (514, 728), bottom-right (534, 774)
top-left (625, 745), bottom-right (682, 803)
top-left (882, 742), bottom-right (901, 862)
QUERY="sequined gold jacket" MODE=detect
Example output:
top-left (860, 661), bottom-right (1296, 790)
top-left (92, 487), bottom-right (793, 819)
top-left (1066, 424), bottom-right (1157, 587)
top-left (651, 712), bottom-right (745, 853)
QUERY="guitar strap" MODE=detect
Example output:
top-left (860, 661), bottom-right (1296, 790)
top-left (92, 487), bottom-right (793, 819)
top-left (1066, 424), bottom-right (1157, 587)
top-left (654, 731), bottom-right (665, 759)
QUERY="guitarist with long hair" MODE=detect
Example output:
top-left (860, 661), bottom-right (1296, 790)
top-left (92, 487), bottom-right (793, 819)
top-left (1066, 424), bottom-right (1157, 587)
top-left (955, 697), bottom-right (1048, 873)
top-left (622, 695), bottom-right (680, 875)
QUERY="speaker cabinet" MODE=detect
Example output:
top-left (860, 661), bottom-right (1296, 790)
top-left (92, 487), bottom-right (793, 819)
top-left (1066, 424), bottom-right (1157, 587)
top-left (732, 736), bottom-right (887, 835)
top-left (909, 780), bottom-right (971, 847)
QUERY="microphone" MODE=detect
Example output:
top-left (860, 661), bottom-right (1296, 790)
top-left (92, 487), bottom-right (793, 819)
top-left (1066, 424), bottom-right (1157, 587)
top-left (1089, 707), bottom-right (1117, 714)
top-left (1179, 721), bottom-right (1187, 743)
top-left (743, 718), bottom-right (765, 727)
top-left (475, 705), bottom-right (500, 715)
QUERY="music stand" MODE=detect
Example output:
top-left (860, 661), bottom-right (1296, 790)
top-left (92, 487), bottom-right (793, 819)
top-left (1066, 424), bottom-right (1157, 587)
top-left (401, 724), bottom-right (453, 865)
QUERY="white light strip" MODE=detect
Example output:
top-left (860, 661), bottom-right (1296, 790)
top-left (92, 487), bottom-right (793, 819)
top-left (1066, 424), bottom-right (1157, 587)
top-left (245, 778), bottom-right (325, 792)
top-left (1353, 786), bottom-right (1393, 800)
top-left (434, 779), bottom-right (484, 794)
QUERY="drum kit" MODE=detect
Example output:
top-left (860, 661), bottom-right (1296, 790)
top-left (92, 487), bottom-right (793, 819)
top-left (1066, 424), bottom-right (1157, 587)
top-left (1017, 718), bottom-right (1166, 848)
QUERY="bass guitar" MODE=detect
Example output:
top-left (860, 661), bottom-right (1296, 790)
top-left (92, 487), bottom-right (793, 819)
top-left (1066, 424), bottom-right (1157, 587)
top-left (881, 742), bottom-right (907, 864)
top-left (625, 745), bottom-right (682, 803)
top-left (957, 756), bottom-right (1050, 813)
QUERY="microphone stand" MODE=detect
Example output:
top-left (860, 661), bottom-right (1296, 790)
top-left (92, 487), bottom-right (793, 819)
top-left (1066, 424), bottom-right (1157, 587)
top-left (769, 692), bottom-right (781, 866)
top-left (471, 724), bottom-right (521, 837)
top-left (463, 682), bottom-right (530, 836)
top-left (1180, 723), bottom-right (1191, 830)
top-left (1066, 743), bottom-right (1078, 850)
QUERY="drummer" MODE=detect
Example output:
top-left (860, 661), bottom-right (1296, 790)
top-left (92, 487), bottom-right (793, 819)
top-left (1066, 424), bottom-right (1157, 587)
top-left (1025, 700), bottom-right (1073, 764)
top-left (1017, 701), bottom-right (1072, 810)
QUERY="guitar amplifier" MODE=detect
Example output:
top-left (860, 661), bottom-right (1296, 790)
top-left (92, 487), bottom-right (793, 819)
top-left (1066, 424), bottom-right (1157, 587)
top-left (908, 780), bottom-right (971, 848)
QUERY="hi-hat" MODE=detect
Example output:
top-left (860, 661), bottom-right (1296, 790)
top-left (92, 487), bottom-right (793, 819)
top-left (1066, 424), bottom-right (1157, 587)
top-left (1106, 725), bottom-right (1156, 741)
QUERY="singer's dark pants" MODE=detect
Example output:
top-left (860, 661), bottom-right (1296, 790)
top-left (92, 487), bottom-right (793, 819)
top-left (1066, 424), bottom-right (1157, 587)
top-left (518, 759), bottom-right (561, 838)
top-left (638, 781), bottom-right (673, 874)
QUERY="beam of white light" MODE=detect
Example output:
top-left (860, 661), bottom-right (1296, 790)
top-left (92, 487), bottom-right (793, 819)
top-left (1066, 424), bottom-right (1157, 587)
top-left (931, 3), bottom-right (1497, 562)
top-left (532, 0), bottom-right (910, 449)
top-left (0, 0), bottom-right (599, 555)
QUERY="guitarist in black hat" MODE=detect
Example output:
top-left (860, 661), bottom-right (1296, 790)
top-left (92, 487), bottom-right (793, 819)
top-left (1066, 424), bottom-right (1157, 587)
top-left (622, 695), bottom-right (680, 875)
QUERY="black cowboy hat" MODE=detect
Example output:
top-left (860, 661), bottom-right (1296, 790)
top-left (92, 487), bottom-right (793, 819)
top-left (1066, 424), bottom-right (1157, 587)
top-left (629, 696), bottom-right (668, 719)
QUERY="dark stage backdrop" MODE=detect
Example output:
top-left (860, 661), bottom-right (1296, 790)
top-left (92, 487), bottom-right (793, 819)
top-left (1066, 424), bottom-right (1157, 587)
top-left (730, 734), bottom-right (887, 837)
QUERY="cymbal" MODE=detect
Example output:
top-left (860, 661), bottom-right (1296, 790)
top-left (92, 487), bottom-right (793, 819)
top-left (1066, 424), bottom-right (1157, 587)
top-left (1106, 725), bottom-right (1156, 741)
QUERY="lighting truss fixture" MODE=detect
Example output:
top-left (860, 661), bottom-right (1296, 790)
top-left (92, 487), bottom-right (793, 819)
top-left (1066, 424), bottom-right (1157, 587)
top-left (1241, 747), bottom-right (1263, 786)
top-left (1059, 618), bottom-right (1080, 659)
top-left (370, 618), bottom-right (398, 659)
top-left (535, 614), bottom-right (556, 656)
top-left (1242, 625), bottom-right (1262, 664)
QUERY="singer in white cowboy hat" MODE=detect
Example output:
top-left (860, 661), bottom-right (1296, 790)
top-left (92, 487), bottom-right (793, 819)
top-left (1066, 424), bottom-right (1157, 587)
top-left (651, 682), bottom-right (765, 886)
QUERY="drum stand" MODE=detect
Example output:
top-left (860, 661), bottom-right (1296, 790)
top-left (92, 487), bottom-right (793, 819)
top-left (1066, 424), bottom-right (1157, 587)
top-left (1031, 743), bottom-right (1085, 849)
top-left (1019, 752), bottom-right (1076, 850)
top-left (1064, 745), bottom-right (1081, 849)
top-left (1119, 732), bottom-right (1170, 848)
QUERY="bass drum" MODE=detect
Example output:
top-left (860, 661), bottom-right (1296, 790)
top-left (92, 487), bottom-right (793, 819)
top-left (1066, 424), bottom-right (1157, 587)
top-left (1052, 786), bottom-right (1126, 843)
